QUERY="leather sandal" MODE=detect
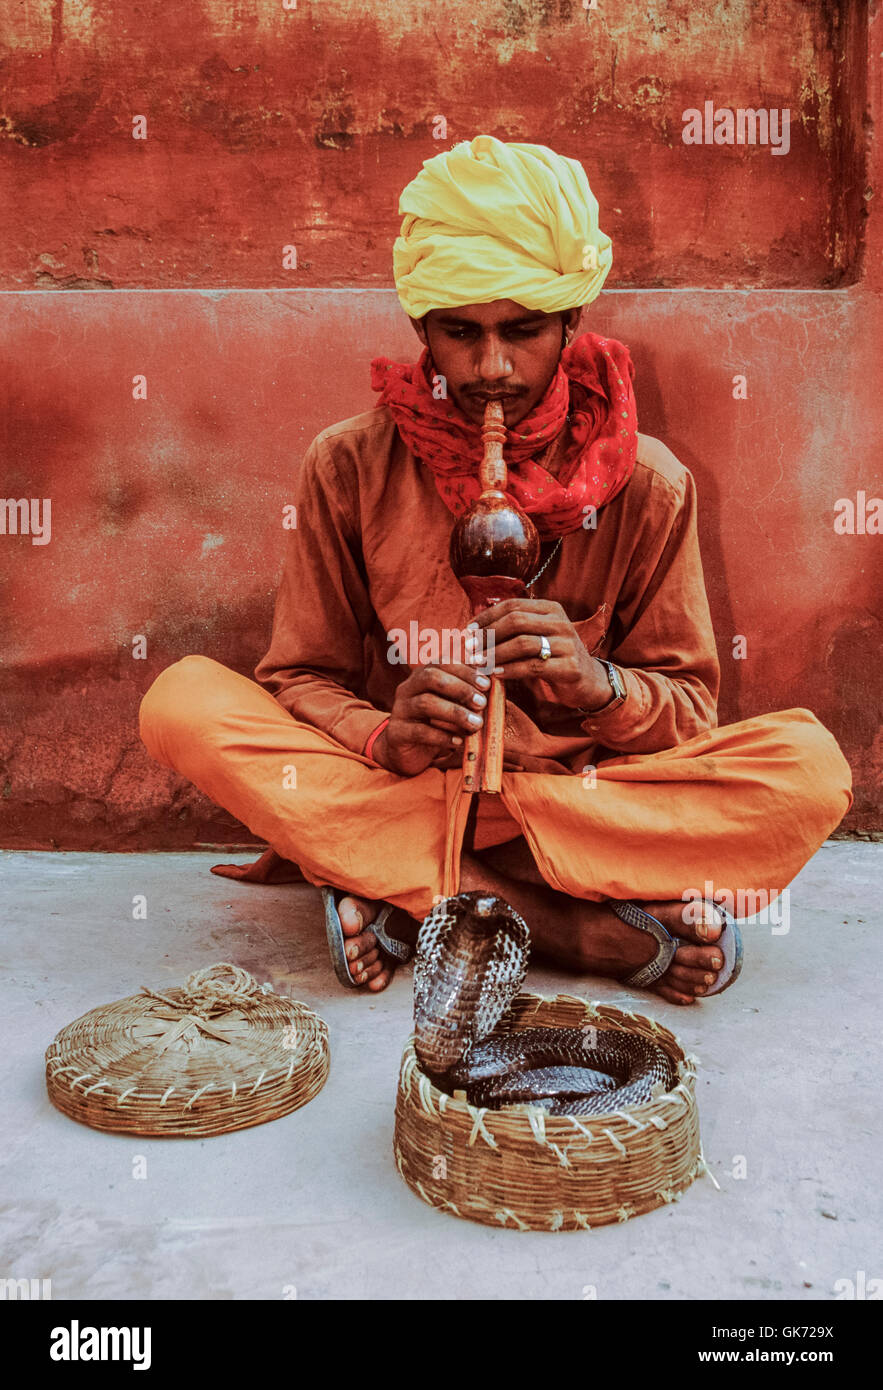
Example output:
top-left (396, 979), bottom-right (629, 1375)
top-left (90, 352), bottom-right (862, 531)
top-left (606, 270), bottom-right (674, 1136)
top-left (609, 899), bottom-right (743, 995)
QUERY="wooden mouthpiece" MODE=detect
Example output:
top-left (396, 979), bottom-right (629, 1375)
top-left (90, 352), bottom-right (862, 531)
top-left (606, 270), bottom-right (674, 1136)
top-left (479, 399), bottom-right (508, 490)
top-left (449, 399), bottom-right (541, 794)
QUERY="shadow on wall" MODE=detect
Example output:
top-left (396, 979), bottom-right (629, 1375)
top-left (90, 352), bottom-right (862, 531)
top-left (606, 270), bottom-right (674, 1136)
top-left (623, 337), bottom-right (745, 724)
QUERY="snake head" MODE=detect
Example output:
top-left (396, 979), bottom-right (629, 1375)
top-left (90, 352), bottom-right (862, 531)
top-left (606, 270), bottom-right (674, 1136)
top-left (417, 891), bottom-right (530, 953)
top-left (444, 890), bottom-right (523, 927)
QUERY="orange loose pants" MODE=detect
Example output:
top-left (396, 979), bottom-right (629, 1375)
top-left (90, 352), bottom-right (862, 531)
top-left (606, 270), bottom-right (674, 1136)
top-left (139, 655), bottom-right (853, 922)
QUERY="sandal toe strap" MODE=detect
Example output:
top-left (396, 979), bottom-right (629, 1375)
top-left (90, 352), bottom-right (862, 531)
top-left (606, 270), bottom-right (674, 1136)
top-left (371, 905), bottom-right (413, 963)
top-left (609, 900), bottom-right (678, 988)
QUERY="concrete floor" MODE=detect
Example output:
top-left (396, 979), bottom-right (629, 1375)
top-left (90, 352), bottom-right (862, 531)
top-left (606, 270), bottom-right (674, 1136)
top-left (0, 842), bottom-right (879, 1301)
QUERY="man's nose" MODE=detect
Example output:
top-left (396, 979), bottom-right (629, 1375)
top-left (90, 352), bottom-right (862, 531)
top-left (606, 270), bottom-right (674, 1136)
top-left (475, 335), bottom-right (514, 382)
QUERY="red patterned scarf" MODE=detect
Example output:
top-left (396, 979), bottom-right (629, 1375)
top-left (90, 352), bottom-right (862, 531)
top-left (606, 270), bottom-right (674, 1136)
top-left (370, 333), bottom-right (638, 539)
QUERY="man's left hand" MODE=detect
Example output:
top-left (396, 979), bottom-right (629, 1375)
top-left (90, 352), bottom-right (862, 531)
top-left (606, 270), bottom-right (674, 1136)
top-left (469, 598), bottom-right (611, 711)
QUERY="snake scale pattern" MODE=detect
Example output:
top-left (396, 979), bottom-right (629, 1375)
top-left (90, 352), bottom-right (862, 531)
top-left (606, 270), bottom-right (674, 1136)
top-left (413, 891), bottom-right (675, 1117)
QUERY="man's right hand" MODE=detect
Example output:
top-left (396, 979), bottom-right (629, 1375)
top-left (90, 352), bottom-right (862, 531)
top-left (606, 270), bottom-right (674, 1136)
top-left (371, 662), bottom-right (491, 777)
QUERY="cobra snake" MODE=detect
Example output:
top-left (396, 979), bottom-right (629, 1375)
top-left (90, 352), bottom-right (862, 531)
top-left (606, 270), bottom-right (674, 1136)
top-left (413, 891), bottom-right (674, 1117)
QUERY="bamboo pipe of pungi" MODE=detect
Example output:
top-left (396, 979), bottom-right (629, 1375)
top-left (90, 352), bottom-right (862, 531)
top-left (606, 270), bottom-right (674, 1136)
top-left (449, 400), bottom-right (541, 793)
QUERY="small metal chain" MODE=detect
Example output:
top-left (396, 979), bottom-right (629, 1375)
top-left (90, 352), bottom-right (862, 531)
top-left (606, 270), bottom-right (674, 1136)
top-left (526, 537), bottom-right (563, 591)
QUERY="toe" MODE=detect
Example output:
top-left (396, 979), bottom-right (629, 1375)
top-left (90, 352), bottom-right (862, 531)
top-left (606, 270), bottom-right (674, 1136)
top-left (367, 966), bottom-right (393, 992)
top-left (351, 954), bottom-right (384, 986)
top-left (668, 959), bottom-right (711, 979)
top-left (345, 928), bottom-right (377, 962)
top-left (671, 943), bottom-right (724, 972)
top-left (643, 899), bottom-right (724, 947)
top-left (360, 959), bottom-right (387, 982)
top-left (652, 980), bottom-right (695, 1006)
top-left (668, 962), bottom-right (715, 988)
top-left (682, 901), bottom-right (725, 945)
top-left (338, 895), bottom-right (369, 936)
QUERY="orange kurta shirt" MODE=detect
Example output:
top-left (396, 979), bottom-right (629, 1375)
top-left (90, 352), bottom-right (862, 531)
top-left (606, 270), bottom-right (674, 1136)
top-left (254, 407), bottom-right (721, 775)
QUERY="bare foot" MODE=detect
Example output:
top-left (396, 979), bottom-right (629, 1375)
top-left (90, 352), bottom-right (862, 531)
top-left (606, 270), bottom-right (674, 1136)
top-left (577, 897), bottom-right (727, 1007)
top-left (634, 900), bottom-right (726, 1005)
top-left (337, 894), bottom-right (417, 992)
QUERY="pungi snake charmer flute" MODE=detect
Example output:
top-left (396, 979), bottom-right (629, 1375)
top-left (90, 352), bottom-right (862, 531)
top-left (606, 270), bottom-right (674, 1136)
top-left (449, 400), bottom-right (540, 793)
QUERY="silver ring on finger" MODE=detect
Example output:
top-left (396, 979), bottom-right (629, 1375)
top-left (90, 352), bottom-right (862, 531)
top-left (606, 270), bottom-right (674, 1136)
top-left (538, 635), bottom-right (552, 662)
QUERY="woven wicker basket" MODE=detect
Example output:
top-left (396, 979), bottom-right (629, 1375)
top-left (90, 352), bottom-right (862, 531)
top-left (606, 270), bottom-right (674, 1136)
top-left (45, 963), bottom-right (329, 1137)
top-left (394, 992), bottom-right (704, 1231)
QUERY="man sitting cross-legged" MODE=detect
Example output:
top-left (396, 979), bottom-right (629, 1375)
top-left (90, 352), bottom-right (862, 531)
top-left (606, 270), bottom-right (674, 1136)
top-left (139, 136), bottom-right (852, 1005)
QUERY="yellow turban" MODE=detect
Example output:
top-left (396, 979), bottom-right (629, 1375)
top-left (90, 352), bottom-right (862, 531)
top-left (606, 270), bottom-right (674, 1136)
top-left (392, 134), bottom-right (612, 319)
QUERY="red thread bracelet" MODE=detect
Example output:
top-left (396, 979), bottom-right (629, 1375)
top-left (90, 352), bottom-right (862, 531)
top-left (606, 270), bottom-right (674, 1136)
top-left (364, 717), bottom-right (390, 762)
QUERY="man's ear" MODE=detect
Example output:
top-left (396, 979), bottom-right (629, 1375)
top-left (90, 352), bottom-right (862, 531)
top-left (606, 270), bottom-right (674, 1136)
top-left (409, 315), bottom-right (429, 346)
top-left (562, 306), bottom-right (584, 343)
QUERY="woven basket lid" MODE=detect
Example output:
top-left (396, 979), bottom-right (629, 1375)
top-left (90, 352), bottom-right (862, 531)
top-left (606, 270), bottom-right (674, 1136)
top-left (45, 963), bottom-right (330, 1137)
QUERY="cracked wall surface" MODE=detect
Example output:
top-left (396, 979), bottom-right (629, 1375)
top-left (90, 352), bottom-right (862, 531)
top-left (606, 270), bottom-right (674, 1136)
top-left (0, 0), bottom-right (869, 289)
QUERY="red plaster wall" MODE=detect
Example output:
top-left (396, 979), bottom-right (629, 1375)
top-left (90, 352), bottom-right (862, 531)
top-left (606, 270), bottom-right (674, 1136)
top-left (0, 0), bottom-right (880, 848)
top-left (0, 0), bottom-right (867, 290)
